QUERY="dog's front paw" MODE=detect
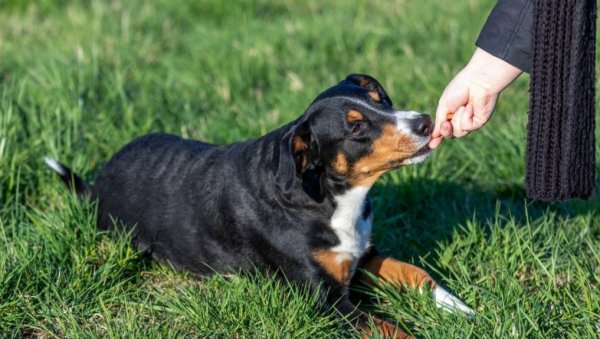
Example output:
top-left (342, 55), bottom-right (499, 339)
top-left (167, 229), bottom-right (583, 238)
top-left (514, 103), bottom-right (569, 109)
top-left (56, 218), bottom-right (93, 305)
top-left (432, 285), bottom-right (475, 317)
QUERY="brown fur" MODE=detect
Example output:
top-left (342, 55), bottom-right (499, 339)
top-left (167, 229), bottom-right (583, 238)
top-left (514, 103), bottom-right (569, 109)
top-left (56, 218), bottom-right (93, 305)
top-left (368, 90), bottom-right (381, 102)
top-left (294, 135), bottom-right (309, 171)
top-left (347, 110), bottom-right (364, 124)
top-left (362, 255), bottom-right (435, 290)
top-left (333, 152), bottom-right (349, 174)
top-left (350, 124), bottom-right (418, 187)
top-left (313, 250), bottom-right (353, 284)
top-left (362, 316), bottom-right (413, 339)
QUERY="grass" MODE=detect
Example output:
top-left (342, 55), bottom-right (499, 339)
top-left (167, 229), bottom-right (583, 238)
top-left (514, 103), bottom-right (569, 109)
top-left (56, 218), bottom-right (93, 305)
top-left (1, 0), bottom-right (599, 337)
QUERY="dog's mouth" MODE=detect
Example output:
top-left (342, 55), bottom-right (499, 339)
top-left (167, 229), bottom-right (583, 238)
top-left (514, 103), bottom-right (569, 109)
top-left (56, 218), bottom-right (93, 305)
top-left (352, 141), bottom-right (433, 176)
top-left (409, 144), bottom-right (432, 159)
top-left (387, 144), bottom-right (432, 168)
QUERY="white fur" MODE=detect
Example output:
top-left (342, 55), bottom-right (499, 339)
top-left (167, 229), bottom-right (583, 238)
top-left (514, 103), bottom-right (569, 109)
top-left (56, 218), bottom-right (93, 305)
top-left (393, 110), bottom-right (421, 134)
top-left (329, 190), bottom-right (475, 318)
top-left (393, 110), bottom-right (432, 165)
top-left (44, 156), bottom-right (67, 176)
top-left (330, 186), bottom-right (372, 264)
top-left (432, 285), bottom-right (475, 317)
top-left (403, 152), bottom-right (432, 165)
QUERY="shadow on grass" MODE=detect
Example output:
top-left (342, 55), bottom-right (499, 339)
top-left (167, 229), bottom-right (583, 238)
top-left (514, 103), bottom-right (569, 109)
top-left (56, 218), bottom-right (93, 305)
top-left (350, 172), bottom-right (599, 331)
top-left (369, 172), bottom-right (600, 262)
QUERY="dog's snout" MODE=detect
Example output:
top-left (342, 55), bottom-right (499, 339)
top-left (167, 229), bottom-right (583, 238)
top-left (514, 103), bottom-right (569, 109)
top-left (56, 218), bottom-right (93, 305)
top-left (410, 115), bottom-right (433, 136)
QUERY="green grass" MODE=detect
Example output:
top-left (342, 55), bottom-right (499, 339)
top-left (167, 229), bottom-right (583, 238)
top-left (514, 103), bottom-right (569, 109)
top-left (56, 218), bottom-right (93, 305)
top-left (1, 0), bottom-right (599, 337)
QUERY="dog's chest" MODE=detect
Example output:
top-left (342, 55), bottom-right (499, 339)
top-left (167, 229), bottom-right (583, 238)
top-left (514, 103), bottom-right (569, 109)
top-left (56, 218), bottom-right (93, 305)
top-left (329, 186), bottom-right (372, 263)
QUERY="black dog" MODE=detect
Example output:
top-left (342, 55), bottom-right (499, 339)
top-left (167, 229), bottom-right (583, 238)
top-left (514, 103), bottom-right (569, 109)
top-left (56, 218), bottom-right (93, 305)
top-left (46, 74), bottom-right (473, 338)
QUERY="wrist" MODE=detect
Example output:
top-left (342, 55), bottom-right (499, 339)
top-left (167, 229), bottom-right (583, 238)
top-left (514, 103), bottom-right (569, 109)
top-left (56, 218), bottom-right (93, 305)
top-left (466, 47), bottom-right (523, 94)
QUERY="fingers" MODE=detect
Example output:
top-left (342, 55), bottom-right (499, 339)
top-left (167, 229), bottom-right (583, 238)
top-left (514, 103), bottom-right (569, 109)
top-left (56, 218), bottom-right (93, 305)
top-left (440, 120), bottom-right (453, 137)
top-left (428, 136), bottom-right (442, 149)
top-left (451, 89), bottom-right (498, 137)
top-left (431, 94), bottom-right (458, 149)
top-left (431, 105), bottom-right (446, 139)
top-left (431, 48), bottom-right (511, 147)
top-left (450, 105), bottom-right (473, 137)
top-left (432, 90), bottom-right (456, 138)
top-left (429, 121), bottom-right (453, 149)
top-left (430, 104), bottom-right (475, 148)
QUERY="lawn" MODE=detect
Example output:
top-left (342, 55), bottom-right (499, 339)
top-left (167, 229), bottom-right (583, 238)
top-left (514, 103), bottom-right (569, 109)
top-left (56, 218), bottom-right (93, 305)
top-left (1, 0), bottom-right (599, 337)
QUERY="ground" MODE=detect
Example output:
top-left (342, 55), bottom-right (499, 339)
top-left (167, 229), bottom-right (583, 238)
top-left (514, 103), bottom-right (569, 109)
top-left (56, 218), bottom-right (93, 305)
top-left (1, 0), bottom-right (599, 337)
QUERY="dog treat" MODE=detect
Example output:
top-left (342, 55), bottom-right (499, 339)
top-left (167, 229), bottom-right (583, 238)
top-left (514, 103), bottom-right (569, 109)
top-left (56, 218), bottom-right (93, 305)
top-left (446, 112), bottom-right (454, 121)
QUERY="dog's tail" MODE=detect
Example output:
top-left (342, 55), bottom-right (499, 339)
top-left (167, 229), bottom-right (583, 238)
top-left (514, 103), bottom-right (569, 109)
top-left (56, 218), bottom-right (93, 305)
top-left (44, 156), bottom-right (91, 198)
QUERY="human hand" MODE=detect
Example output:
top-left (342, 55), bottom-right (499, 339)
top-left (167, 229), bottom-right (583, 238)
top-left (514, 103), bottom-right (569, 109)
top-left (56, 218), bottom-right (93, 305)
top-left (429, 48), bottom-right (523, 149)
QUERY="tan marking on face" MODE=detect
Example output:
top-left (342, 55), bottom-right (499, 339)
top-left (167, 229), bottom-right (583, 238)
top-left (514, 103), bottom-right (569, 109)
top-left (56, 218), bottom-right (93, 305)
top-left (368, 90), bottom-right (381, 102)
top-left (361, 255), bottom-right (435, 290)
top-left (293, 135), bottom-right (308, 152)
top-left (293, 135), bottom-right (309, 171)
top-left (357, 77), bottom-right (371, 88)
top-left (313, 249), bottom-right (352, 283)
top-left (346, 110), bottom-right (364, 124)
top-left (333, 152), bottom-right (348, 174)
top-left (349, 123), bottom-right (418, 186)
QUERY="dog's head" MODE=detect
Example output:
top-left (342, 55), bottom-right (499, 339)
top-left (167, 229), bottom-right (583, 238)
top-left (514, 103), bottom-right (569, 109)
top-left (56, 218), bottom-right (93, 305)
top-left (276, 74), bottom-right (433, 197)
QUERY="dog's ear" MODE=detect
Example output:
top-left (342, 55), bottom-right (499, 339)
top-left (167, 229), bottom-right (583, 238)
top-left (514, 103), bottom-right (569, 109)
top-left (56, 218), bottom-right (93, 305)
top-left (343, 74), bottom-right (393, 107)
top-left (275, 119), bottom-right (321, 194)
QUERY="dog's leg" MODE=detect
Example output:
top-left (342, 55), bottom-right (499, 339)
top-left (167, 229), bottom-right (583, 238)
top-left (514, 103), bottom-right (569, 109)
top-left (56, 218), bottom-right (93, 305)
top-left (335, 299), bottom-right (413, 339)
top-left (357, 250), bottom-right (475, 316)
top-left (311, 250), bottom-right (415, 337)
top-left (308, 268), bottom-right (412, 338)
top-left (360, 254), bottom-right (435, 290)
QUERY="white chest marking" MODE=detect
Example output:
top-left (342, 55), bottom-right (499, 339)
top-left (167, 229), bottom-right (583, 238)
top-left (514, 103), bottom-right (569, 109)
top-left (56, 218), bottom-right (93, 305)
top-left (330, 186), bottom-right (372, 264)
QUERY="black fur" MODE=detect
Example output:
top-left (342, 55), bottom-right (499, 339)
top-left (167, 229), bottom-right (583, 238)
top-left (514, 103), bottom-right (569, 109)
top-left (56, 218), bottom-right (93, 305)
top-left (94, 131), bottom-right (338, 282)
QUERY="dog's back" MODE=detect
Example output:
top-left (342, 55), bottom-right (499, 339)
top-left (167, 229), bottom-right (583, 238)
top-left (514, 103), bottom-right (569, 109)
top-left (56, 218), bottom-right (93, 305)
top-left (92, 131), bottom-right (323, 277)
top-left (95, 133), bottom-right (226, 271)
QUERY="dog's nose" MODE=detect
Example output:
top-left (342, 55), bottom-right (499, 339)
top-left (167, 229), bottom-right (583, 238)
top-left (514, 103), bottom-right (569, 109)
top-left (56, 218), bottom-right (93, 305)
top-left (410, 114), bottom-right (433, 136)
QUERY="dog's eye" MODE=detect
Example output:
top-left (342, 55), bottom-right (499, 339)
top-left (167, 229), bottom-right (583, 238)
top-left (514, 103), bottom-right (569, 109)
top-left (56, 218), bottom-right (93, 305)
top-left (351, 122), bottom-right (366, 134)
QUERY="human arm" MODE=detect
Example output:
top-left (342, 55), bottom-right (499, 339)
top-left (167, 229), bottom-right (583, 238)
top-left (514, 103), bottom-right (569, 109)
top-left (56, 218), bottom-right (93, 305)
top-left (429, 47), bottom-right (523, 148)
top-left (429, 0), bottom-right (532, 149)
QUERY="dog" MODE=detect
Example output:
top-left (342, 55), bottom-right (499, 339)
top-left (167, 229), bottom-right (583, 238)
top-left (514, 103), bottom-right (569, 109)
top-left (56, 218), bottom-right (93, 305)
top-left (46, 74), bottom-right (473, 338)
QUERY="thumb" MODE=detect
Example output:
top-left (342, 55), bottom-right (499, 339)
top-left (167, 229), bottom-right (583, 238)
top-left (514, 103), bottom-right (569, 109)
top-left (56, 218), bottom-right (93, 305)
top-left (433, 96), bottom-right (461, 138)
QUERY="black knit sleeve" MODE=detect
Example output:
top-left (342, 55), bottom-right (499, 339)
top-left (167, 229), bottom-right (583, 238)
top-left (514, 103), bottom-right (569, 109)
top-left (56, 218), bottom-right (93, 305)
top-left (476, 0), bottom-right (533, 72)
